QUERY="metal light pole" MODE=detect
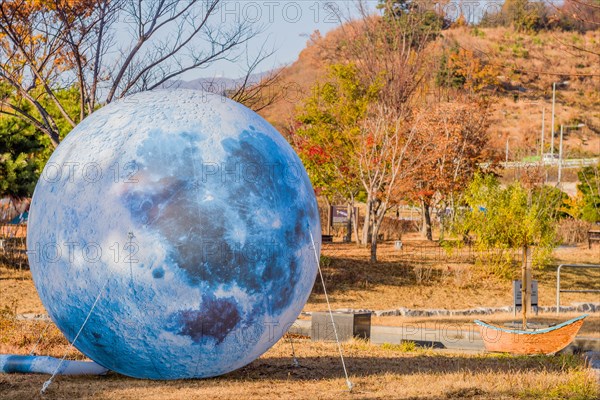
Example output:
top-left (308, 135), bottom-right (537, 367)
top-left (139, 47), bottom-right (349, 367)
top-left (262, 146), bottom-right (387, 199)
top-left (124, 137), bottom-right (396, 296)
top-left (557, 123), bottom-right (585, 185)
top-left (550, 81), bottom-right (570, 160)
top-left (558, 125), bottom-right (564, 185)
top-left (540, 107), bottom-right (545, 159)
top-left (551, 82), bottom-right (556, 158)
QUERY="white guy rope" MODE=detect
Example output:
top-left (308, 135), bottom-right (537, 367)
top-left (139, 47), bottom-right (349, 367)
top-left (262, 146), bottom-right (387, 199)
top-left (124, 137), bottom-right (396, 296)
top-left (41, 274), bottom-right (111, 393)
top-left (287, 334), bottom-right (300, 367)
top-left (308, 226), bottom-right (353, 391)
top-left (29, 320), bottom-right (52, 356)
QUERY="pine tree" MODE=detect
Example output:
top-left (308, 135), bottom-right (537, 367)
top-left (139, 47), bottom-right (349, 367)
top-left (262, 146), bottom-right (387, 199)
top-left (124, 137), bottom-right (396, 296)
top-left (0, 114), bottom-right (49, 198)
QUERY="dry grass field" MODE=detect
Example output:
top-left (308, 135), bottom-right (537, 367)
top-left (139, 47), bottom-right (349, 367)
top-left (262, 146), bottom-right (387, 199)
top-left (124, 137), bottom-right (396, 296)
top-left (1, 337), bottom-right (598, 400)
top-left (0, 238), bottom-right (599, 399)
top-left (3, 237), bottom-right (598, 316)
top-left (3, 304), bottom-right (593, 399)
top-left (307, 237), bottom-right (600, 312)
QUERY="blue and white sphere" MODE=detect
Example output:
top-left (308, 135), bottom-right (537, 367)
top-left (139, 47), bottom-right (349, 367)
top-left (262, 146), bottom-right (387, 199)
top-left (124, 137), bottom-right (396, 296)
top-left (27, 90), bottom-right (321, 379)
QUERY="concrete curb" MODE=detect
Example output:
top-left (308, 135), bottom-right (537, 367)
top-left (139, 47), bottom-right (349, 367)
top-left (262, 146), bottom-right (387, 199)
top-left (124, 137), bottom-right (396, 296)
top-left (301, 302), bottom-right (600, 318)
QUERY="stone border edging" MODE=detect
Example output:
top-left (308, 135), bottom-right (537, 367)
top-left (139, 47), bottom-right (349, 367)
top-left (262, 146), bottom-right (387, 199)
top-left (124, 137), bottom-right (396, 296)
top-left (301, 302), bottom-right (600, 317)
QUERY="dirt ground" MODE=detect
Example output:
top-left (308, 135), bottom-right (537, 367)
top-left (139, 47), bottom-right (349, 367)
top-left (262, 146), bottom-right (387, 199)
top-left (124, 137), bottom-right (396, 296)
top-left (2, 240), bottom-right (598, 315)
top-left (1, 239), bottom-right (599, 339)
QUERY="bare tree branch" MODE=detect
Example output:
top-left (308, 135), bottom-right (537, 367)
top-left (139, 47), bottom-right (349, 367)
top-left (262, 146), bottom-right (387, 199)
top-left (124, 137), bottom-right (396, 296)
top-left (0, 0), bottom-right (274, 147)
top-left (0, 3), bottom-right (77, 128)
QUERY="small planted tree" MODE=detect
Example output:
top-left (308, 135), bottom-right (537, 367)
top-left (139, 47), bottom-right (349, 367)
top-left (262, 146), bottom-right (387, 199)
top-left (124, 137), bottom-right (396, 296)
top-left (458, 174), bottom-right (562, 328)
top-left (0, 116), bottom-right (46, 200)
top-left (0, 85), bottom-right (77, 199)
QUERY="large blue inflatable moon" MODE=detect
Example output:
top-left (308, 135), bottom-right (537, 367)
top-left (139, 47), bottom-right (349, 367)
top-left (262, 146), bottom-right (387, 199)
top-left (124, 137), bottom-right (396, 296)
top-left (27, 90), bottom-right (321, 379)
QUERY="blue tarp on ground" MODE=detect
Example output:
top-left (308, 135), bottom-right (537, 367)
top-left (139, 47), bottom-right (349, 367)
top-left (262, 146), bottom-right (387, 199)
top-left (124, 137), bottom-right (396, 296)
top-left (9, 212), bottom-right (27, 225)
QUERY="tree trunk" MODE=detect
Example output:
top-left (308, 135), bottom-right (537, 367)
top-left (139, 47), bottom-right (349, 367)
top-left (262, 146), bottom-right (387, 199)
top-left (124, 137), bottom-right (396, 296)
top-left (421, 199), bottom-right (433, 241)
top-left (361, 197), bottom-right (372, 247)
top-left (353, 198), bottom-right (360, 246)
top-left (370, 223), bottom-right (378, 263)
top-left (449, 194), bottom-right (456, 229)
top-left (370, 204), bottom-right (388, 263)
top-left (521, 245), bottom-right (532, 330)
top-left (325, 197), bottom-right (331, 236)
top-left (439, 204), bottom-right (445, 242)
top-left (345, 203), bottom-right (353, 243)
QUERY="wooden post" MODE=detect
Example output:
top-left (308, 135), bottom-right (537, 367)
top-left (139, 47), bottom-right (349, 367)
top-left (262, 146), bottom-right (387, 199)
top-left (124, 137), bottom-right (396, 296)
top-left (526, 260), bottom-right (532, 318)
top-left (521, 245), bottom-right (528, 329)
top-left (326, 205), bottom-right (332, 236)
top-left (522, 245), bottom-right (532, 330)
top-left (353, 206), bottom-right (360, 246)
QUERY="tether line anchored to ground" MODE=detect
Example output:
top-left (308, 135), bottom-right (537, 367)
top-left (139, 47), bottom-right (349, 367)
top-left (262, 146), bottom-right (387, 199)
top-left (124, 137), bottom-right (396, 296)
top-left (308, 225), bottom-right (353, 392)
top-left (40, 277), bottom-right (110, 394)
top-left (29, 319), bottom-right (51, 356)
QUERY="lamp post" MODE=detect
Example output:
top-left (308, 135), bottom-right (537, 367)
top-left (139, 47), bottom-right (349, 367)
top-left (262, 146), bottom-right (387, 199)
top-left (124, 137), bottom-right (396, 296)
top-left (550, 81), bottom-right (569, 159)
top-left (540, 107), bottom-right (545, 160)
top-left (558, 125), bottom-right (564, 185)
top-left (551, 83), bottom-right (556, 158)
top-left (558, 123), bottom-right (585, 185)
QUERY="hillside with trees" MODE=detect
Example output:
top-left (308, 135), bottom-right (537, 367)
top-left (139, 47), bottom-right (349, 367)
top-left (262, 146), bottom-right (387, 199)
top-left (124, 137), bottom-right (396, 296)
top-left (260, 3), bottom-right (599, 160)
top-left (258, 0), bottom-right (599, 261)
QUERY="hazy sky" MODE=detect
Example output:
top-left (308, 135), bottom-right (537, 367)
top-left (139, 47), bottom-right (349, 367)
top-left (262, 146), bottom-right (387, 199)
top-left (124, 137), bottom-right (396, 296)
top-left (196, 0), bottom-right (503, 80)
top-left (191, 1), bottom-right (366, 80)
top-left (109, 1), bottom-right (508, 82)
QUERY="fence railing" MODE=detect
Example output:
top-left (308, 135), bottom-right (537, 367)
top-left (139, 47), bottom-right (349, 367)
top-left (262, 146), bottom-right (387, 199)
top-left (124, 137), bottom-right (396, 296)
top-left (0, 223), bottom-right (28, 270)
top-left (391, 243), bottom-right (525, 266)
top-left (556, 264), bottom-right (600, 315)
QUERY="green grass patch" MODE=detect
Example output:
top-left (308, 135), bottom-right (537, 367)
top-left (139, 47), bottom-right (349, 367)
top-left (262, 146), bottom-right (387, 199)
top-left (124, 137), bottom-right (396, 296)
top-left (381, 341), bottom-right (418, 352)
top-left (520, 370), bottom-right (599, 399)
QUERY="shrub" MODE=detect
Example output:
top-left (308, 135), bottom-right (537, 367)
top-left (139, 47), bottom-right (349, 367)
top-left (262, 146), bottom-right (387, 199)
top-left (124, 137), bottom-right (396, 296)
top-left (556, 218), bottom-right (593, 245)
